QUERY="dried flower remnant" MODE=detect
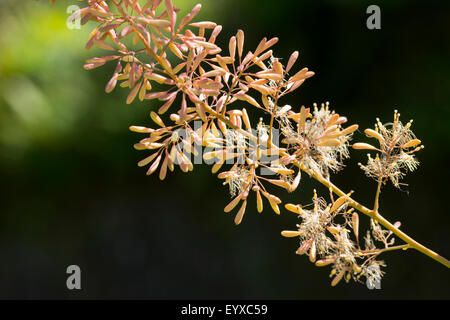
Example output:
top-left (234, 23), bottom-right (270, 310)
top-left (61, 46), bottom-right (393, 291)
top-left (71, 0), bottom-right (450, 288)
top-left (362, 260), bottom-right (386, 288)
top-left (353, 110), bottom-right (423, 188)
top-left (283, 191), bottom-right (396, 287)
top-left (281, 103), bottom-right (358, 178)
top-left (283, 191), bottom-right (336, 262)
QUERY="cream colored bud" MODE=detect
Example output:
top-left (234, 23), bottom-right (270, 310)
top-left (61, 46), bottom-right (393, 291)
top-left (330, 195), bottom-right (347, 213)
top-left (340, 124), bottom-right (359, 136)
top-left (317, 139), bottom-right (341, 147)
top-left (352, 143), bottom-right (378, 151)
top-left (285, 203), bottom-right (302, 214)
top-left (281, 230), bottom-right (302, 238)
top-left (129, 126), bottom-right (154, 133)
top-left (331, 270), bottom-right (345, 287)
top-left (364, 128), bottom-right (384, 142)
top-left (401, 139), bottom-right (421, 149)
top-left (234, 200), bottom-right (247, 225)
top-left (224, 194), bottom-right (243, 213)
top-left (256, 190), bottom-right (263, 213)
top-left (150, 111), bottom-right (165, 127)
top-left (315, 258), bottom-right (335, 267)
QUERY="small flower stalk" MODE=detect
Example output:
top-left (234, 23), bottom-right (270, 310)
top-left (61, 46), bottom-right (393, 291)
top-left (73, 0), bottom-right (449, 288)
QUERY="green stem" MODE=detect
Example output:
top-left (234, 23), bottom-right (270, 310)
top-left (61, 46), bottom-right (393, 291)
top-left (300, 165), bottom-right (450, 269)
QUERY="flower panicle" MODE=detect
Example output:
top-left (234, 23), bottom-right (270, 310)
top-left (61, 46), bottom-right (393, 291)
top-left (77, 0), bottom-right (444, 288)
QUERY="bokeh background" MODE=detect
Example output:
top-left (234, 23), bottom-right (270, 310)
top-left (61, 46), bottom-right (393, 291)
top-left (0, 0), bottom-right (449, 299)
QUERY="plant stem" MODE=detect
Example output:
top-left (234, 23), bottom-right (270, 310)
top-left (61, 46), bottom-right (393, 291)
top-left (300, 165), bottom-right (450, 268)
top-left (373, 178), bottom-right (382, 213)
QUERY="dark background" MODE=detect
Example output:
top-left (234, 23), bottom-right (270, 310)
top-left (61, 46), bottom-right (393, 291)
top-left (0, 0), bottom-right (449, 299)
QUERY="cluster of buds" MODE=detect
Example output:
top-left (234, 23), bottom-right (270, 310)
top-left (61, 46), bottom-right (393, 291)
top-left (353, 110), bottom-right (423, 188)
top-left (280, 102), bottom-right (358, 177)
top-left (75, 0), bottom-right (439, 288)
top-left (78, 0), bottom-right (359, 224)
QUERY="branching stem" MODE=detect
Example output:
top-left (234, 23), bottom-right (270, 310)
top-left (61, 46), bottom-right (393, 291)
top-left (300, 165), bottom-right (450, 268)
top-left (125, 10), bottom-right (450, 270)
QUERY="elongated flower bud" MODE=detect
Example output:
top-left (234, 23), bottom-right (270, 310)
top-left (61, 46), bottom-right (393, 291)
top-left (286, 51), bottom-right (299, 73)
top-left (236, 29), bottom-right (244, 58)
top-left (309, 241), bottom-right (317, 263)
top-left (281, 230), bottom-right (302, 238)
top-left (352, 143), bottom-right (378, 151)
top-left (289, 170), bottom-right (301, 193)
top-left (331, 269), bottom-right (346, 287)
top-left (256, 189), bottom-right (263, 213)
top-left (296, 240), bottom-right (311, 255)
top-left (315, 258), bottom-right (336, 267)
top-left (352, 212), bottom-right (359, 241)
top-left (317, 139), bottom-right (341, 147)
top-left (340, 124), bottom-right (359, 136)
top-left (330, 195), bottom-right (347, 213)
top-left (224, 194), bottom-right (243, 213)
top-left (129, 126), bottom-right (154, 133)
top-left (146, 154), bottom-right (162, 175)
top-left (234, 200), bottom-right (247, 225)
top-left (263, 193), bottom-right (280, 214)
top-left (401, 139), bottom-right (421, 149)
top-left (285, 203), bottom-right (302, 214)
top-left (150, 111), bottom-right (165, 127)
top-left (137, 152), bottom-right (159, 167)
